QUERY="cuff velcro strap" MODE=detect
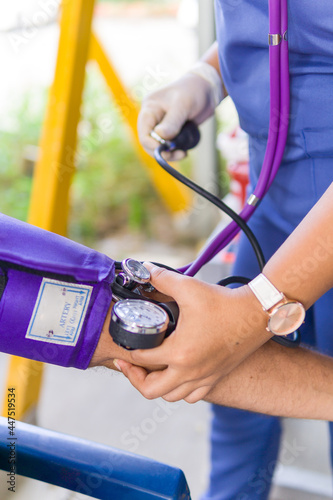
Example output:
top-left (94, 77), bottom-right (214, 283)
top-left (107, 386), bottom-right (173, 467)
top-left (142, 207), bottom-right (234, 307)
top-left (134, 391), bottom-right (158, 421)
top-left (0, 214), bottom-right (115, 369)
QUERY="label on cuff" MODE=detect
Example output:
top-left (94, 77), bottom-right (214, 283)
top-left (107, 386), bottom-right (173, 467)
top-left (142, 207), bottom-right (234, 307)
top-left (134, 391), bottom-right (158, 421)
top-left (26, 278), bottom-right (92, 346)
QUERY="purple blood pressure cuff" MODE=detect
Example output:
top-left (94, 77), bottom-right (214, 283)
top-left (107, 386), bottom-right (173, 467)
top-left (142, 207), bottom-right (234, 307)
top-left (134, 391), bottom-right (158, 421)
top-left (0, 213), bottom-right (115, 369)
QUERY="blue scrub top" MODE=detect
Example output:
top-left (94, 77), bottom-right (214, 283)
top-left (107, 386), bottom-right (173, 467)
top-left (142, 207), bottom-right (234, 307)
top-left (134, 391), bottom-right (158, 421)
top-left (215, 0), bottom-right (333, 232)
top-left (208, 8), bottom-right (333, 497)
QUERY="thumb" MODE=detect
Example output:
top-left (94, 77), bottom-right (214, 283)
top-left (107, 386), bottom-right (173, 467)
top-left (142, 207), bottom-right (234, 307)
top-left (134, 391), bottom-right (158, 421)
top-left (153, 107), bottom-right (188, 141)
top-left (143, 263), bottom-right (190, 302)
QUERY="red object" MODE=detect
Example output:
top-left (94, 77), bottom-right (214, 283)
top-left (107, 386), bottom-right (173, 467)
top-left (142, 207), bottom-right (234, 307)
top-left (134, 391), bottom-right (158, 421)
top-left (227, 161), bottom-right (249, 208)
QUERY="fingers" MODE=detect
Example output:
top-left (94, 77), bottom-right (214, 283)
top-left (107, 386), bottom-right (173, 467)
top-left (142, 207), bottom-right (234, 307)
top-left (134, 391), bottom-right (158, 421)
top-left (122, 364), bottom-right (187, 400)
top-left (152, 107), bottom-right (189, 162)
top-left (183, 386), bottom-right (211, 404)
top-left (138, 108), bottom-right (187, 161)
top-left (162, 378), bottom-right (214, 403)
top-left (138, 104), bottom-right (166, 155)
top-left (115, 360), bottom-right (149, 391)
top-left (143, 262), bottom-right (208, 308)
top-left (126, 338), bottom-right (174, 373)
top-left (162, 150), bottom-right (187, 162)
top-left (117, 358), bottom-right (213, 404)
top-left (138, 94), bottom-right (190, 160)
top-left (143, 262), bottom-right (192, 300)
top-left (153, 107), bottom-right (187, 141)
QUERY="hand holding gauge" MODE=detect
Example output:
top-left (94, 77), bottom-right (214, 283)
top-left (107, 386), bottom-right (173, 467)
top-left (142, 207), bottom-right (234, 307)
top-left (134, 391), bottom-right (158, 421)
top-left (109, 259), bottom-right (179, 350)
top-left (109, 119), bottom-right (300, 353)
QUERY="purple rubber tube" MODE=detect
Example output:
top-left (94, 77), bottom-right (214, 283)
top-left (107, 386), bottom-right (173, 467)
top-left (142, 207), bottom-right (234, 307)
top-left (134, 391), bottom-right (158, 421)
top-left (200, 1), bottom-right (290, 267)
top-left (181, 0), bottom-right (289, 276)
top-left (268, 0), bottom-right (290, 187)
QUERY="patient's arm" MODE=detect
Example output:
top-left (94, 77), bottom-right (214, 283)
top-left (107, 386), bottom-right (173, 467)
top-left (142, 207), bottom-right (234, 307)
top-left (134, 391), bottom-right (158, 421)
top-left (89, 304), bottom-right (129, 369)
top-left (205, 340), bottom-right (333, 420)
top-left (115, 183), bottom-right (333, 417)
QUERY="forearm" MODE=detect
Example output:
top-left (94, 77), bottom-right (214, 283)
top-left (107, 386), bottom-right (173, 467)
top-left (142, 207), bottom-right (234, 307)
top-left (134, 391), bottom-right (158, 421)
top-left (109, 186), bottom-right (333, 405)
top-left (206, 185), bottom-right (333, 418)
top-left (262, 183), bottom-right (333, 309)
top-left (200, 42), bottom-right (221, 76)
top-left (200, 41), bottom-right (228, 97)
top-left (205, 341), bottom-right (333, 420)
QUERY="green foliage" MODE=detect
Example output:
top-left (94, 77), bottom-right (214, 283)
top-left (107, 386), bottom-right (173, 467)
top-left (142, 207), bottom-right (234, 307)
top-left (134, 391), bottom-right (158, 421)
top-left (70, 68), bottom-right (165, 244)
top-left (0, 88), bottom-right (46, 221)
top-left (0, 68), bottom-right (169, 245)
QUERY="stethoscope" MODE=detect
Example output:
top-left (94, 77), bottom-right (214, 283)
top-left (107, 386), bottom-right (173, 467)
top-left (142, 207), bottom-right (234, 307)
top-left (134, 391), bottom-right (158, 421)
top-left (176, 0), bottom-right (290, 277)
top-left (109, 0), bottom-right (299, 350)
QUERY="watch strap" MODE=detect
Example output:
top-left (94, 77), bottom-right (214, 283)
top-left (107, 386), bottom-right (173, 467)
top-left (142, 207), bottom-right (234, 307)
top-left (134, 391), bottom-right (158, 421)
top-left (248, 274), bottom-right (284, 311)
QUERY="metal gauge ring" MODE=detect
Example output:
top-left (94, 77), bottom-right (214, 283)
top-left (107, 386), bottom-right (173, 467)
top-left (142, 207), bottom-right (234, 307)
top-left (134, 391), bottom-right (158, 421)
top-left (109, 299), bottom-right (169, 349)
top-left (118, 258), bottom-right (150, 287)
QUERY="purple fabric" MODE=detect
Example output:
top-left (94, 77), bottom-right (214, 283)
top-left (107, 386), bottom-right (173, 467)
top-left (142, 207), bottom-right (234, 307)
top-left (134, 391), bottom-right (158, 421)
top-left (0, 213), bottom-right (115, 369)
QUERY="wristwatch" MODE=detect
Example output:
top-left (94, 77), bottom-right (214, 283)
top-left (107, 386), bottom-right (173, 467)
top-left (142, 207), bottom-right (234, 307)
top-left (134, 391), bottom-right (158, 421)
top-left (248, 274), bottom-right (305, 336)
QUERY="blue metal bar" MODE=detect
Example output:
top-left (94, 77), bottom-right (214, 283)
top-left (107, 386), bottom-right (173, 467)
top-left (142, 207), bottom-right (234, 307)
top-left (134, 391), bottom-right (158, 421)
top-left (0, 417), bottom-right (191, 499)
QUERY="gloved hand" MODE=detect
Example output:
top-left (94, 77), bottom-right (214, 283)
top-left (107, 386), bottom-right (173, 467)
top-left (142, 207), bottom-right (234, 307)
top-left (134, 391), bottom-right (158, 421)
top-left (138, 62), bottom-right (224, 161)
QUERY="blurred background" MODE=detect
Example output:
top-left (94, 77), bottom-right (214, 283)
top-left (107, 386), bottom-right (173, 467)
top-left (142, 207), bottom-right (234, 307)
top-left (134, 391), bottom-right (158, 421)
top-left (0, 0), bottom-right (234, 248)
top-left (0, 1), bottom-right (332, 499)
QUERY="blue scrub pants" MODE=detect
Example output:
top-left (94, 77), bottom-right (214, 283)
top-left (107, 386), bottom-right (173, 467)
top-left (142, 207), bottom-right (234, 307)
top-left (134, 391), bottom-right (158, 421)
top-left (201, 207), bottom-right (333, 500)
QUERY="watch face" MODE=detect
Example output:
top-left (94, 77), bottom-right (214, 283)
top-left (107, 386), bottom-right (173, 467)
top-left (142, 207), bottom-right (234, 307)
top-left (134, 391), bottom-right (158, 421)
top-left (268, 301), bottom-right (305, 336)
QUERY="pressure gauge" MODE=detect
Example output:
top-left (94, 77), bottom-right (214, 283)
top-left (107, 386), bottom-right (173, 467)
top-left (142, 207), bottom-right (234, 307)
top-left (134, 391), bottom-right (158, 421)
top-left (117, 258), bottom-right (151, 287)
top-left (109, 299), bottom-right (170, 349)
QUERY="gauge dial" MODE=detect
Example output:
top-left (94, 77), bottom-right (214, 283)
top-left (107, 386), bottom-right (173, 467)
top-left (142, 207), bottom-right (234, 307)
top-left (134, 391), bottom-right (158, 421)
top-left (112, 299), bottom-right (169, 334)
top-left (121, 258), bottom-right (150, 284)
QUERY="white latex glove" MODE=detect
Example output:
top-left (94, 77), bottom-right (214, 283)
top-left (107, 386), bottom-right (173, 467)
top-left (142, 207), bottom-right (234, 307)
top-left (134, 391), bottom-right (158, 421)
top-left (138, 62), bottom-right (224, 161)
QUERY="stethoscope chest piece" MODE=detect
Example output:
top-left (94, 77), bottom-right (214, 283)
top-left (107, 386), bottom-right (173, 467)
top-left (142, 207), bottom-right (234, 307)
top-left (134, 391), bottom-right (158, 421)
top-left (117, 258), bottom-right (151, 287)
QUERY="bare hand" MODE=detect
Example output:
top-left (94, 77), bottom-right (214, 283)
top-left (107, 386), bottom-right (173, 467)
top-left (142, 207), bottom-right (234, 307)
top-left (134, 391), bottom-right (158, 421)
top-left (115, 263), bottom-right (271, 403)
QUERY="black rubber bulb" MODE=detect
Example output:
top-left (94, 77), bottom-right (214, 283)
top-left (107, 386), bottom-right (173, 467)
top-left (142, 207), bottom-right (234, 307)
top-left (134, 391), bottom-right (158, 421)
top-left (169, 121), bottom-right (200, 151)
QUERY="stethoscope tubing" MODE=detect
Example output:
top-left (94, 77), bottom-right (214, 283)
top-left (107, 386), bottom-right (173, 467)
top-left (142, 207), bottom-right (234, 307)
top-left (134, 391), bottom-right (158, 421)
top-left (154, 145), bottom-right (266, 270)
top-left (149, 0), bottom-right (299, 347)
top-left (180, 0), bottom-right (289, 276)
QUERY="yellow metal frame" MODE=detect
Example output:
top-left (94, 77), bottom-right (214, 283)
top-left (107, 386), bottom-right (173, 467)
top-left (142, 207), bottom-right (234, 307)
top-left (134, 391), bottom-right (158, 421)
top-left (2, 0), bottom-right (191, 421)
top-left (3, 0), bottom-right (95, 421)
top-left (28, 0), bottom-right (95, 235)
top-left (90, 32), bottom-right (190, 212)
top-left (1, 358), bottom-right (44, 422)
